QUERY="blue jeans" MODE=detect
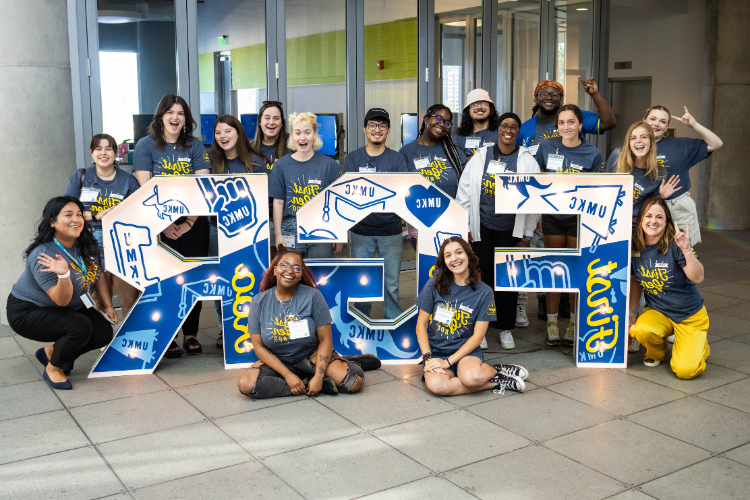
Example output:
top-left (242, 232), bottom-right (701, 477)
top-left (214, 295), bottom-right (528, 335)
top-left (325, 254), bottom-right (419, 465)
top-left (92, 227), bottom-right (104, 254)
top-left (350, 232), bottom-right (403, 319)
top-left (280, 218), bottom-right (335, 258)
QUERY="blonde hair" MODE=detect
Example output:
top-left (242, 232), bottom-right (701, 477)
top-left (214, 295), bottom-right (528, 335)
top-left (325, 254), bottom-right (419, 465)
top-left (616, 121), bottom-right (661, 180)
top-left (287, 112), bottom-right (323, 151)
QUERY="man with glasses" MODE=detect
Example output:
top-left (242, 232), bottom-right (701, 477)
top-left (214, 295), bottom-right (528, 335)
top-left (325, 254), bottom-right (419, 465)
top-left (453, 89), bottom-right (500, 159)
top-left (343, 108), bottom-right (408, 320)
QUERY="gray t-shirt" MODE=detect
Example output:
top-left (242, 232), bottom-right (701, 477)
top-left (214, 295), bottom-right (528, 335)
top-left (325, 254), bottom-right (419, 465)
top-left (453, 128), bottom-right (497, 158)
top-left (64, 168), bottom-right (140, 228)
top-left (11, 240), bottom-right (102, 309)
top-left (399, 140), bottom-right (467, 198)
top-left (247, 284), bottom-right (332, 363)
top-left (535, 136), bottom-right (603, 173)
top-left (133, 135), bottom-right (210, 176)
top-left (479, 146), bottom-right (520, 232)
top-left (208, 150), bottom-right (255, 174)
top-left (268, 152), bottom-right (340, 221)
top-left (251, 143), bottom-right (280, 173)
top-left (416, 276), bottom-right (496, 352)
top-left (344, 146), bottom-right (408, 236)
top-left (604, 149), bottom-right (663, 223)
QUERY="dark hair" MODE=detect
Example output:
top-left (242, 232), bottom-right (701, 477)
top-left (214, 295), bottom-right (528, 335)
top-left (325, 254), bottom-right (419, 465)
top-left (456, 103), bottom-right (499, 136)
top-left (89, 133), bottom-right (118, 153)
top-left (249, 102), bottom-right (289, 165)
top-left (147, 94), bottom-right (196, 150)
top-left (24, 197), bottom-right (100, 265)
top-left (644, 105), bottom-right (672, 125)
top-left (260, 246), bottom-right (317, 292)
top-left (633, 197), bottom-right (676, 255)
top-left (210, 115), bottom-right (255, 175)
top-left (419, 104), bottom-right (464, 180)
top-left (557, 104), bottom-right (583, 125)
top-left (433, 236), bottom-right (481, 295)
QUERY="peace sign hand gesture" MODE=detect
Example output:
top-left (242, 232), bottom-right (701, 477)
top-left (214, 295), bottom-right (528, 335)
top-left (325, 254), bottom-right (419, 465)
top-left (579, 76), bottom-right (599, 95)
top-left (671, 106), bottom-right (697, 128)
top-left (38, 253), bottom-right (70, 276)
top-left (673, 222), bottom-right (692, 252)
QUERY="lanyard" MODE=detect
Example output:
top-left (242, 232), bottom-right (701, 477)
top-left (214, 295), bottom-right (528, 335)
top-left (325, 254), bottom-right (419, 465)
top-left (53, 238), bottom-right (87, 276)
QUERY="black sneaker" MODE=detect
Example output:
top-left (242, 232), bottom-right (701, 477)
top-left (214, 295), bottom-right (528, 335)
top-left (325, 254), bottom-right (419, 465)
top-left (493, 363), bottom-right (529, 381)
top-left (537, 295), bottom-right (547, 320)
top-left (341, 354), bottom-right (381, 371)
top-left (491, 373), bottom-right (526, 395)
top-left (321, 376), bottom-right (339, 395)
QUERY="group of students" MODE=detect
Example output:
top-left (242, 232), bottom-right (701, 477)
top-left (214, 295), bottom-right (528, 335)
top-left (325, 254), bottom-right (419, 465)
top-left (7, 76), bottom-right (721, 395)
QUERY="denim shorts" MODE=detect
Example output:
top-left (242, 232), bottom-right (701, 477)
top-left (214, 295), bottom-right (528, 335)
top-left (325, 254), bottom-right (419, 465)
top-left (426, 345), bottom-right (484, 377)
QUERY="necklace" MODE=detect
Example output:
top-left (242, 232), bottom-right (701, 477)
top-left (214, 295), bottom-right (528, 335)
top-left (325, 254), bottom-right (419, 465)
top-left (274, 286), bottom-right (297, 321)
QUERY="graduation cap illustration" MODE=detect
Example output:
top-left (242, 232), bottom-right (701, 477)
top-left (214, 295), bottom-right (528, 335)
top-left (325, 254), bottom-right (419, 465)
top-left (323, 177), bottom-right (397, 223)
top-left (434, 231), bottom-right (462, 254)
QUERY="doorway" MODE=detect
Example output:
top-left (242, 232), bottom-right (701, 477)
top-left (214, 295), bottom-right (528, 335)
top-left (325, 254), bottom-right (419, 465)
top-left (608, 77), bottom-right (652, 156)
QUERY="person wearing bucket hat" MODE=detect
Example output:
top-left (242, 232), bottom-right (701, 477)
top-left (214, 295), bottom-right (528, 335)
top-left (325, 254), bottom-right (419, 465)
top-left (453, 89), bottom-right (500, 159)
top-left (516, 77), bottom-right (617, 154)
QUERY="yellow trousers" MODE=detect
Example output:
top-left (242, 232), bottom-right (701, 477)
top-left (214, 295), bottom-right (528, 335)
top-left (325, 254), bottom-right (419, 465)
top-left (630, 306), bottom-right (710, 380)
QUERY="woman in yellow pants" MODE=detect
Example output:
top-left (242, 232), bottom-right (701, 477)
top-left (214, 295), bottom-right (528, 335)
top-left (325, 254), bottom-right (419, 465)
top-left (628, 197), bottom-right (709, 379)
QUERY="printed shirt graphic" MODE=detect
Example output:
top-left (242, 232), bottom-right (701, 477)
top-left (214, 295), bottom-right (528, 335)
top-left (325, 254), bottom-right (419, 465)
top-left (344, 146), bottom-right (408, 236)
top-left (479, 147), bottom-right (520, 231)
top-left (268, 152), bottom-right (340, 221)
top-left (11, 241), bottom-right (101, 310)
top-left (632, 241), bottom-right (704, 323)
top-left (453, 128), bottom-right (498, 158)
top-left (654, 137), bottom-right (710, 200)
top-left (416, 276), bottom-right (496, 351)
top-left (604, 149), bottom-right (663, 223)
top-left (251, 143), bottom-right (280, 173)
top-left (247, 284), bottom-right (332, 363)
top-left (64, 168), bottom-right (141, 229)
top-left (132, 135), bottom-right (210, 176)
top-left (517, 109), bottom-right (602, 148)
top-left (535, 136), bottom-right (603, 174)
top-left (399, 141), bottom-right (467, 198)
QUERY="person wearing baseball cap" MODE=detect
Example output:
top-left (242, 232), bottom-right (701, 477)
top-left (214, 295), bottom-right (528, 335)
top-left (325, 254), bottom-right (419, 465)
top-left (343, 108), bottom-right (408, 320)
top-left (516, 77), bottom-right (617, 154)
top-left (453, 89), bottom-right (500, 159)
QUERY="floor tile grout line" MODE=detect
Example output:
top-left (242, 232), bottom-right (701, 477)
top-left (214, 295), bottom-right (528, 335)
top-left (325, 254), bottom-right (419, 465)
top-left (0, 407), bottom-right (68, 425)
top-left (0, 444), bottom-right (93, 468)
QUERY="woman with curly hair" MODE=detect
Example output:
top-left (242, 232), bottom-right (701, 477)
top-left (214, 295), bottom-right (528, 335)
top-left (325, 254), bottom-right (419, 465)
top-left (415, 236), bottom-right (528, 396)
top-left (237, 248), bottom-right (366, 398)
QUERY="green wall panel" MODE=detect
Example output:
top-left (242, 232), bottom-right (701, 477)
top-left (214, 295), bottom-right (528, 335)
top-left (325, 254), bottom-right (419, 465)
top-left (287, 31), bottom-right (346, 86)
top-left (364, 18), bottom-right (417, 81)
top-left (231, 44), bottom-right (266, 89)
top-left (198, 53), bottom-right (214, 92)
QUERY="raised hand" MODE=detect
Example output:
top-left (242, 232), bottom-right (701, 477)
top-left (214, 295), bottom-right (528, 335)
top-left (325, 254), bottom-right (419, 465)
top-left (579, 76), bottom-right (599, 95)
top-left (38, 253), bottom-right (70, 276)
top-left (674, 222), bottom-right (692, 252)
top-left (659, 175), bottom-right (681, 199)
top-left (671, 106), bottom-right (697, 127)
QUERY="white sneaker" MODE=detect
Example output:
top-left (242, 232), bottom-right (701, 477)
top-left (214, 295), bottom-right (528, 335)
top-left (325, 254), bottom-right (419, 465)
top-left (667, 335), bottom-right (675, 343)
top-left (563, 323), bottom-right (575, 345)
top-left (644, 358), bottom-right (661, 367)
top-left (499, 330), bottom-right (515, 349)
top-left (480, 337), bottom-right (488, 349)
top-left (517, 292), bottom-right (528, 305)
top-left (628, 337), bottom-right (641, 352)
top-left (515, 305), bottom-right (529, 328)
top-left (546, 322), bottom-right (560, 346)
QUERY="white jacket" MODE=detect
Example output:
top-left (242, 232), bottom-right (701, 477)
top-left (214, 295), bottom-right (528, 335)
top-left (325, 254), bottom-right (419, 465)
top-left (456, 145), bottom-right (541, 242)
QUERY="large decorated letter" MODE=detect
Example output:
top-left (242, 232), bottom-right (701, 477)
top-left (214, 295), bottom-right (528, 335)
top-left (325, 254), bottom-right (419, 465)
top-left (89, 175), bottom-right (269, 377)
top-left (296, 173), bottom-right (467, 362)
top-left (494, 173), bottom-right (633, 368)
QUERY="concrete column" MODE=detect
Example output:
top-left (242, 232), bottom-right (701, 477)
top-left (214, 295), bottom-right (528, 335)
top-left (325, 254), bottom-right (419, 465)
top-left (0, 0), bottom-right (76, 323)
top-left (700, 0), bottom-right (750, 230)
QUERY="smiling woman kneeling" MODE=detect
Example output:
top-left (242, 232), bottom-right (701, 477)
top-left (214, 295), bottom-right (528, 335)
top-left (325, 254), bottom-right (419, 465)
top-left (416, 237), bottom-right (528, 396)
top-left (237, 248), bottom-right (366, 398)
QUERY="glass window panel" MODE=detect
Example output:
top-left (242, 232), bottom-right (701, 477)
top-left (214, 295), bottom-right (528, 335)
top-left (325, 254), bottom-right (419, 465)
top-left (554, 0), bottom-right (594, 108)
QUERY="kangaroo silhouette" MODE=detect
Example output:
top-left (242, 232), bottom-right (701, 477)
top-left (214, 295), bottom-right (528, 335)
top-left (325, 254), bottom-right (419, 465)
top-left (142, 186), bottom-right (189, 221)
top-left (501, 176), bottom-right (552, 208)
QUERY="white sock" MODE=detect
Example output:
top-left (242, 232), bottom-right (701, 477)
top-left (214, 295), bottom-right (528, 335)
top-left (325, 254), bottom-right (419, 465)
top-left (569, 312), bottom-right (576, 324)
top-left (547, 313), bottom-right (558, 324)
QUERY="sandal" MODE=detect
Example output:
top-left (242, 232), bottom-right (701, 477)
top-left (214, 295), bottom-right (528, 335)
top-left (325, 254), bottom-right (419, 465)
top-left (216, 334), bottom-right (223, 349)
top-left (183, 337), bottom-right (202, 355)
top-left (164, 340), bottom-right (182, 358)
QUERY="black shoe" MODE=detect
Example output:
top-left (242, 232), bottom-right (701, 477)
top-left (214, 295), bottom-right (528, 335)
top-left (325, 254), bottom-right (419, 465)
top-left (183, 337), bottom-right (202, 355)
top-left (321, 376), bottom-right (339, 395)
top-left (490, 373), bottom-right (526, 395)
top-left (537, 296), bottom-right (547, 320)
top-left (341, 354), bottom-right (381, 371)
top-left (164, 340), bottom-right (182, 358)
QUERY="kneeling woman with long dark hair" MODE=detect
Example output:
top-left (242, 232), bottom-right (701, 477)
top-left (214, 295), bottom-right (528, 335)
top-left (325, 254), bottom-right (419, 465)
top-left (6, 197), bottom-right (117, 390)
top-left (416, 236), bottom-right (528, 396)
top-left (237, 248), bottom-right (365, 398)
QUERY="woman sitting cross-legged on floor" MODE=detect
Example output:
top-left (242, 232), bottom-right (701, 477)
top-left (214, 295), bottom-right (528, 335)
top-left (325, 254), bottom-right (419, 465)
top-left (238, 247), bottom-right (372, 398)
top-left (628, 197), bottom-right (709, 379)
top-left (415, 236), bottom-right (528, 396)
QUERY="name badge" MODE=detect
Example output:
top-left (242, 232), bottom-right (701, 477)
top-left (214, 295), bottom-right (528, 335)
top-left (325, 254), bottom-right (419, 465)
top-left (434, 305), bottom-right (455, 325)
top-left (413, 157), bottom-right (430, 170)
top-left (465, 137), bottom-right (481, 149)
top-left (288, 319), bottom-right (310, 339)
top-left (80, 292), bottom-right (95, 309)
top-left (487, 161), bottom-right (507, 175)
top-left (283, 234), bottom-right (296, 249)
top-left (547, 154), bottom-right (565, 172)
top-left (80, 187), bottom-right (100, 203)
top-left (359, 165), bottom-right (376, 173)
top-left (528, 144), bottom-right (540, 155)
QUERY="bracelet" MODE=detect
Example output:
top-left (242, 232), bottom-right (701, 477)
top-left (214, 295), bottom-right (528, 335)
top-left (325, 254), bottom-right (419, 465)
top-left (57, 270), bottom-right (71, 279)
top-left (446, 358), bottom-right (452, 367)
top-left (184, 220), bottom-right (194, 227)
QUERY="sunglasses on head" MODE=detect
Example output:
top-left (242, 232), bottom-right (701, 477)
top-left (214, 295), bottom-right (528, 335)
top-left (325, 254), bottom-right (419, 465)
top-left (262, 101), bottom-right (283, 108)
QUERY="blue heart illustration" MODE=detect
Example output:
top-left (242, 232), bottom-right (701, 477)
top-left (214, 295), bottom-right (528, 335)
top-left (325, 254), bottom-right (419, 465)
top-left (405, 184), bottom-right (450, 228)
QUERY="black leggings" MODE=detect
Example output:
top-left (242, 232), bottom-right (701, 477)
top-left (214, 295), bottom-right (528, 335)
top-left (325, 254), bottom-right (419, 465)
top-left (162, 216), bottom-right (209, 336)
top-left (7, 294), bottom-right (113, 372)
top-left (472, 225), bottom-right (520, 331)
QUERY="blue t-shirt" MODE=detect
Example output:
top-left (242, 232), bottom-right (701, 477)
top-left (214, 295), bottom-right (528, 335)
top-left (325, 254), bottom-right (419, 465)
top-left (535, 136), bottom-right (603, 173)
top-left (517, 109), bottom-right (602, 149)
top-left (479, 146), bottom-right (520, 231)
top-left (399, 140), bottom-right (467, 198)
top-left (208, 150), bottom-right (255, 174)
top-left (11, 241), bottom-right (102, 310)
top-left (604, 148), bottom-right (664, 223)
top-left (64, 168), bottom-right (140, 229)
top-left (343, 146), bottom-right (408, 236)
top-left (247, 284), bottom-right (332, 363)
top-left (654, 137), bottom-right (710, 200)
top-left (133, 135), bottom-right (210, 176)
top-left (251, 143), bottom-right (281, 173)
top-left (268, 152), bottom-right (340, 221)
top-left (453, 128), bottom-right (497, 158)
top-left (416, 276), bottom-right (496, 352)
top-left (632, 241), bottom-right (704, 323)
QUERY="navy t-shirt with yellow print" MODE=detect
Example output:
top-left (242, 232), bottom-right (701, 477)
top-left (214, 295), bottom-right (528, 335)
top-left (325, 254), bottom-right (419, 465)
top-left (453, 128), bottom-right (497, 158)
top-left (534, 136), bottom-right (603, 174)
top-left (64, 168), bottom-right (141, 229)
top-left (268, 152), bottom-right (340, 221)
top-left (399, 141), bottom-right (467, 198)
top-left (479, 146), bottom-right (520, 231)
top-left (416, 276), bottom-right (496, 352)
top-left (133, 135), bottom-right (210, 176)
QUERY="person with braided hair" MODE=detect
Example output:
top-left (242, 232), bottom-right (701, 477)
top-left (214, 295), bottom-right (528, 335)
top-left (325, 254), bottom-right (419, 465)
top-left (237, 248), bottom-right (370, 398)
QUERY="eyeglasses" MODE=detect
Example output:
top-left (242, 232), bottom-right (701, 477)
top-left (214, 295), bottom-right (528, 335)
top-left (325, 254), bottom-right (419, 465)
top-left (277, 261), bottom-right (303, 273)
top-left (366, 122), bottom-right (389, 131)
top-left (469, 101), bottom-right (490, 109)
top-left (499, 123), bottom-right (519, 132)
top-left (428, 114), bottom-right (452, 128)
top-left (262, 101), bottom-right (283, 108)
top-left (537, 91), bottom-right (561, 100)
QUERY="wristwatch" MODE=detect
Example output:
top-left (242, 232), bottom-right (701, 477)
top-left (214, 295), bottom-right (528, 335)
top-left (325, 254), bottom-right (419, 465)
top-left (90, 210), bottom-right (97, 221)
top-left (422, 352), bottom-right (432, 361)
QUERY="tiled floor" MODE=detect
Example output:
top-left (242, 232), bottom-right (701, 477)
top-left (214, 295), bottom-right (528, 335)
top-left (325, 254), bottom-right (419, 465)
top-left (2, 229), bottom-right (750, 499)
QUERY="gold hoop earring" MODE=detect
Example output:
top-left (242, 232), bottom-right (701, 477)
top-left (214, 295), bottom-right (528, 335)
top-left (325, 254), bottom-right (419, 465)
top-left (183, 125), bottom-right (187, 134)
